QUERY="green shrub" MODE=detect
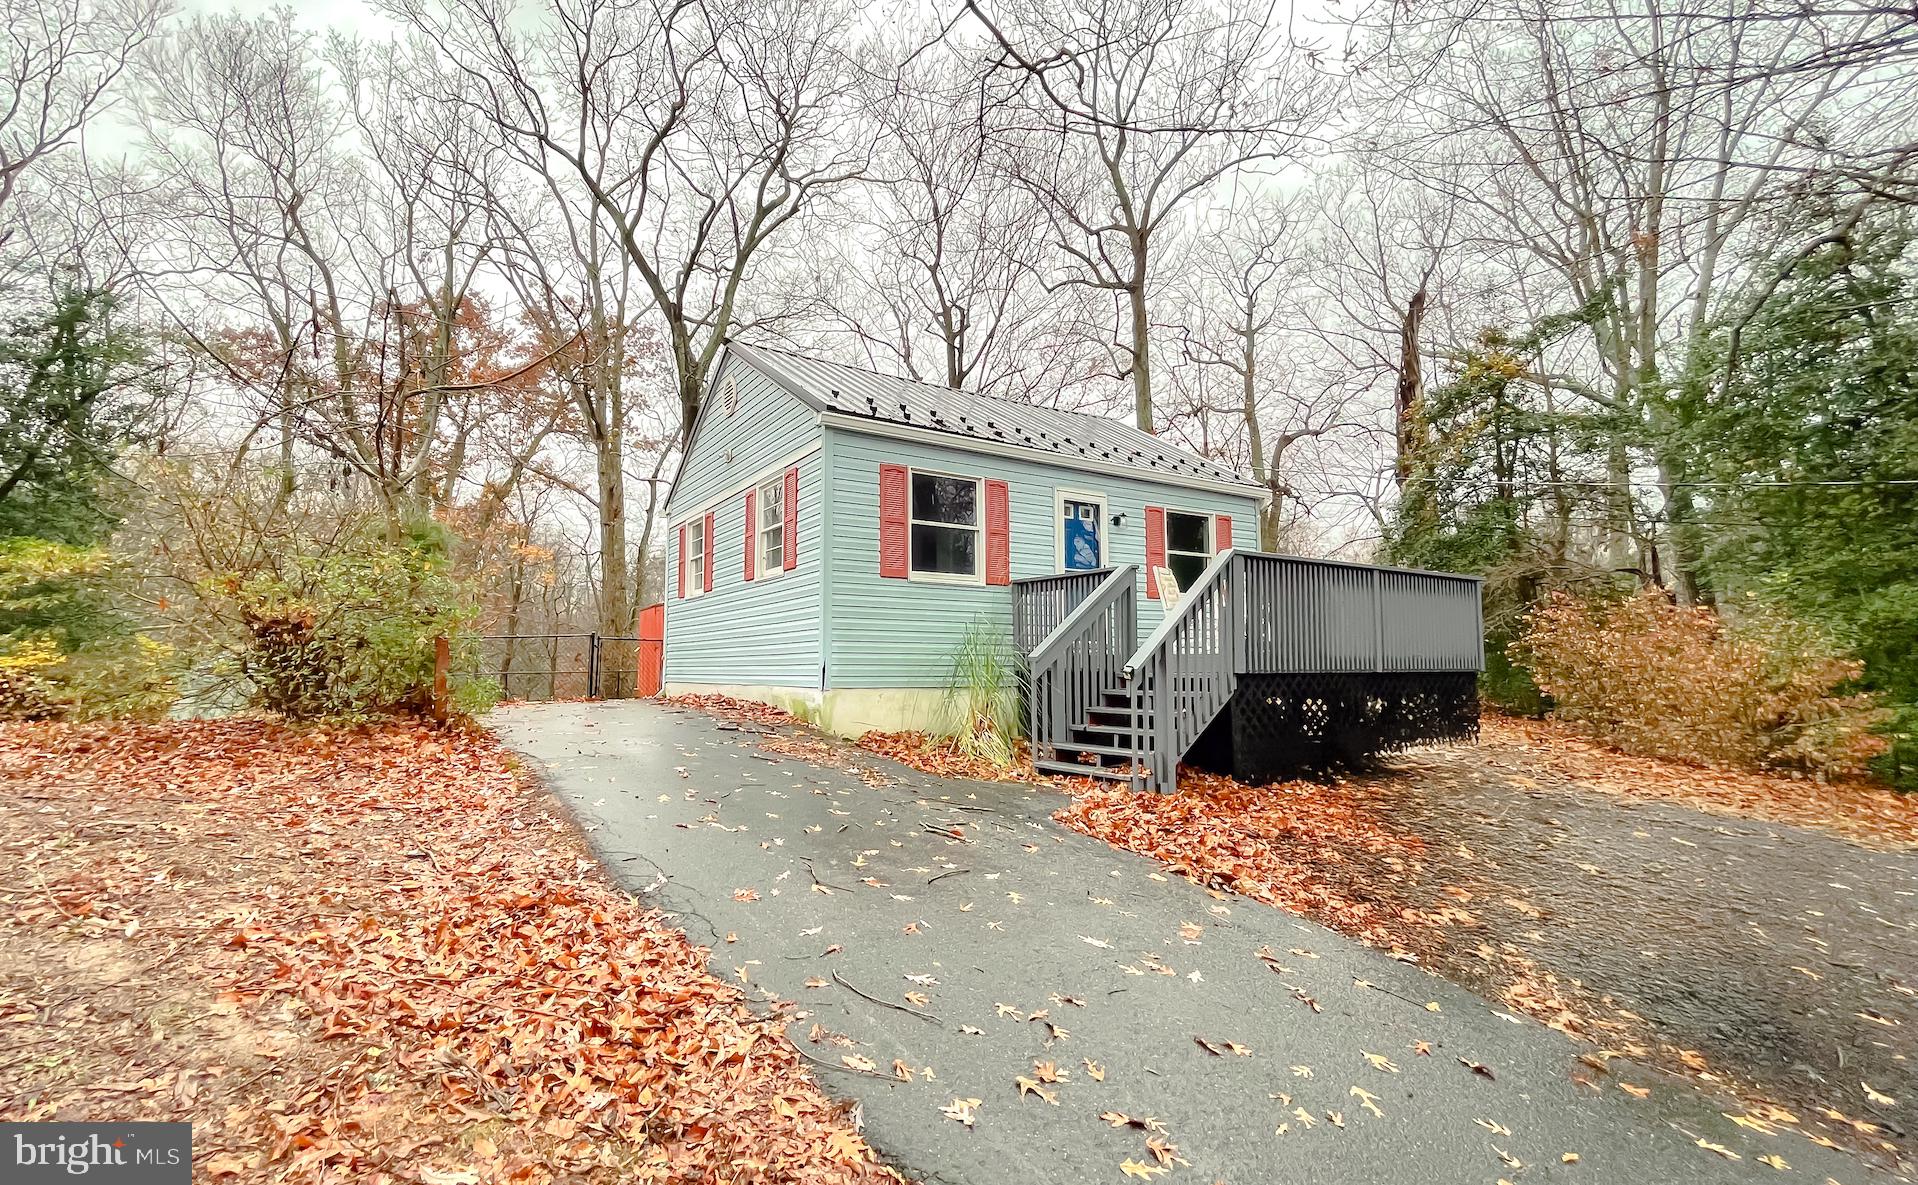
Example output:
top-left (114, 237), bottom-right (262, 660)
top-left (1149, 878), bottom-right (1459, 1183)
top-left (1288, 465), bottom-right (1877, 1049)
top-left (1513, 591), bottom-right (1890, 778)
top-left (0, 537), bottom-right (178, 720)
top-left (214, 523), bottom-right (497, 720)
top-left (938, 618), bottom-right (1023, 767)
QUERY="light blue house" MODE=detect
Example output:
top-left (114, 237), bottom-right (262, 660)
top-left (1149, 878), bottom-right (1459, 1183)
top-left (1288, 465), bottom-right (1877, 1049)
top-left (663, 342), bottom-right (1263, 732)
top-left (664, 343), bottom-right (1483, 791)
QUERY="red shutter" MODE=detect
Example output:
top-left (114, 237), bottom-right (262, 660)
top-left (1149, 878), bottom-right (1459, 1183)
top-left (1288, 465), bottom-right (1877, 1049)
top-left (984, 479), bottom-right (1009, 585)
top-left (1216, 514), bottom-right (1233, 553)
top-left (702, 512), bottom-right (715, 592)
top-left (677, 525), bottom-right (687, 598)
top-left (783, 466), bottom-right (799, 571)
top-left (743, 489), bottom-right (756, 581)
top-left (1144, 506), bottom-right (1165, 599)
top-left (879, 464), bottom-right (909, 578)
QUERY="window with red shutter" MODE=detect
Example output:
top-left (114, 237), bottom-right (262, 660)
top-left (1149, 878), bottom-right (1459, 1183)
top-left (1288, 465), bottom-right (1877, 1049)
top-left (683, 519), bottom-right (706, 597)
top-left (1216, 514), bottom-right (1233, 553)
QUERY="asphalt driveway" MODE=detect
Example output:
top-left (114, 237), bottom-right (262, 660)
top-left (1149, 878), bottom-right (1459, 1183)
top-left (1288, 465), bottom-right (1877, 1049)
top-left (492, 700), bottom-right (1870, 1184)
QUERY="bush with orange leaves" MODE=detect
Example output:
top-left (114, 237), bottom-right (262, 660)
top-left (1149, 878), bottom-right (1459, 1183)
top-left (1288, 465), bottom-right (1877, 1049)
top-left (1513, 591), bottom-right (1891, 778)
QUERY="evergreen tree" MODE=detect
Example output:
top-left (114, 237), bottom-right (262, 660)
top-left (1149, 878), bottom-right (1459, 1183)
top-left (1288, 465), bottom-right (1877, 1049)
top-left (1686, 209), bottom-right (1918, 783)
top-left (0, 288), bottom-right (149, 544)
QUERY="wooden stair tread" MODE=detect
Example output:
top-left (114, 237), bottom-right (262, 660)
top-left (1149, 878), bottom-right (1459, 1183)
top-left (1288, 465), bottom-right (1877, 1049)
top-left (1052, 741), bottom-right (1139, 758)
top-left (1034, 759), bottom-right (1137, 781)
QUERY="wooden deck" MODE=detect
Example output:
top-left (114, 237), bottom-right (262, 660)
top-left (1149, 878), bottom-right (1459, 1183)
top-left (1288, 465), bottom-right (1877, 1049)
top-left (1012, 551), bottom-right (1484, 792)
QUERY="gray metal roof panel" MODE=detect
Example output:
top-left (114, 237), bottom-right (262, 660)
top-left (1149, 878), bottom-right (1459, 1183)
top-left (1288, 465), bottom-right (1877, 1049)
top-left (727, 341), bottom-right (1254, 488)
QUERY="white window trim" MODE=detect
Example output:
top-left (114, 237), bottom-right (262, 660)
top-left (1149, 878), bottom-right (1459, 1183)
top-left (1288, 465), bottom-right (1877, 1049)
top-left (1054, 487), bottom-right (1109, 573)
top-left (1163, 508), bottom-right (1215, 580)
top-left (754, 475), bottom-right (787, 582)
top-left (906, 466), bottom-right (985, 586)
top-left (684, 518), bottom-right (707, 599)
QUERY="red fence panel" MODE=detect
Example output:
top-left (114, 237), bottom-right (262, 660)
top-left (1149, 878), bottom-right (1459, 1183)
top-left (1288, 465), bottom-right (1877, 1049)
top-left (636, 604), bottom-right (664, 697)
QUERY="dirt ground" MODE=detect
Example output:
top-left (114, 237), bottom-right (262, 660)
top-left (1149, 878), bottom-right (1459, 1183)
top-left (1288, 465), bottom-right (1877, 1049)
top-left (0, 720), bottom-right (894, 1184)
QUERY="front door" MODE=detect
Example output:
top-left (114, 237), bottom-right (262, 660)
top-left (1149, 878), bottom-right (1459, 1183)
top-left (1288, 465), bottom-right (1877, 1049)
top-left (1062, 498), bottom-right (1103, 570)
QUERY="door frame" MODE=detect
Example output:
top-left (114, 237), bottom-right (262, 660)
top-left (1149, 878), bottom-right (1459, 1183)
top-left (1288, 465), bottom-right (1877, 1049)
top-left (1054, 487), bottom-right (1109, 572)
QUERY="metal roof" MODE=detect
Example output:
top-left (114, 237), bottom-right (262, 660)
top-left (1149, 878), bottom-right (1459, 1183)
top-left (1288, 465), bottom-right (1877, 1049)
top-left (725, 341), bottom-right (1255, 489)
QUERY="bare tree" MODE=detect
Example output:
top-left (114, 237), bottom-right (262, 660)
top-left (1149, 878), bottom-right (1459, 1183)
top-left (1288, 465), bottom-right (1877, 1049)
top-left (966, 0), bottom-right (1336, 431)
top-left (122, 12), bottom-right (543, 537)
top-left (1164, 194), bottom-right (1375, 548)
top-left (1357, 0), bottom-right (1865, 600)
top-left (817, 31), bottom-right (1088, 401)
top-left (393, 0), bottom-right (867, 444)
top-left (1, 0), bottom-right (161, 249)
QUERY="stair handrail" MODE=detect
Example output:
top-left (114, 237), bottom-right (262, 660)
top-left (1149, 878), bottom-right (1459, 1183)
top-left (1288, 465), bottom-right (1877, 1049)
top-left (1121, 548), bottom-right (1235, 677)
top-left (1025, 564), bottom-right (1138, 767)
top-left (1029, 564), bottom-right (1138, 666)
top-left (1119, 549), bottom-right (1239, 792)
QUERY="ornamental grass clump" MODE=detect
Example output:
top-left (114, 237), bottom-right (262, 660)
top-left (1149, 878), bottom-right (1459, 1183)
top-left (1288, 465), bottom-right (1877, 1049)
top-left (937, 618), bottom-right (1023, 768)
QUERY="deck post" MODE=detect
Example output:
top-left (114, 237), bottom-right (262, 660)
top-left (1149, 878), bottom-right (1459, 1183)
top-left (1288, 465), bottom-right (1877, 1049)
top-left (1371, 568), bottom-right (1384, 672)
top-left (1229, 553), bottom-right (1247, 672)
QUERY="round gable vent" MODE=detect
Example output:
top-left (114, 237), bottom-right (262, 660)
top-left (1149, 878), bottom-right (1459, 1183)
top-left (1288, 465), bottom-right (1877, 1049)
top-left (723, 377), bottom-right (739, 417)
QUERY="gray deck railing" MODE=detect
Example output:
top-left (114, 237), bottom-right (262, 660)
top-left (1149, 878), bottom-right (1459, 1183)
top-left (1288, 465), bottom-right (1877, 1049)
top-left (1017, 550), bottom-right (1484, 794)
top-left (1012, 568), bottom-right (1117, 656)
top-left (1119, 550), bottom-right (1239, 792)
top-left (1025, 565), bottom-right (1137, 762)
top-left (1236, 553), bottom-right (1484, 673)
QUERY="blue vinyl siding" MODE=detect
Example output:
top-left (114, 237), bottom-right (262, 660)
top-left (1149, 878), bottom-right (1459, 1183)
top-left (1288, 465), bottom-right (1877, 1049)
top-left (823, 427), bottom-right (1260, 688)
top-left (667, 356), bottom-right (819, 510)
top-left (663, 360), bottom-right (824, 687)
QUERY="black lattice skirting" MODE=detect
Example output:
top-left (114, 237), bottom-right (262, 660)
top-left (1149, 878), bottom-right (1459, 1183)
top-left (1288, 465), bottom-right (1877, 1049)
top-left (1188, 672), bottom-right (1479, 783)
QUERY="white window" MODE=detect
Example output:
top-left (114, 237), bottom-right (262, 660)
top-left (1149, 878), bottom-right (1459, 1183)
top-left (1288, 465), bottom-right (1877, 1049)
top-left (1165, 510), bottom-right (1213, 591)
top-left (1056, 489), bottom-right (1107, 572)
top-left (757, 477), bottom-right (785, 576)
top-left (685, 517), bottom-right (705, 596)
top-left (910, 470), bottom-right (981, 581)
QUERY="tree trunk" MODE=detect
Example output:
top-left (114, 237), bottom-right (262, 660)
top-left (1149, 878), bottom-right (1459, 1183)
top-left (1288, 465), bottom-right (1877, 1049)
top-left (1394, 284), bottom-right (1428, 488)
top-left (1127, 283), bottom-right (1153, 433)
top-left (592, 381), bottom-right (631, 697)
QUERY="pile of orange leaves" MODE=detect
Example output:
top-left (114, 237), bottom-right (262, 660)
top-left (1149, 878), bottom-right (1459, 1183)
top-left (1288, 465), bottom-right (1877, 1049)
top-left (1057, 768), bottom-right (1430, 950)
top-left (0, 720), bottom-right (896, 1185)
top-left (855, 730), bottom-right (1047, 786)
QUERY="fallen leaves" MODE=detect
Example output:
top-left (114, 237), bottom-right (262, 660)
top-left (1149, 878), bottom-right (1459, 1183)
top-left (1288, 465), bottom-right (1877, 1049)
top-left (941, 1098), bottom-right (982, 1128)
top-left (1478, 715), bottom-right (1918, 849)
top-left (1694, 1137), bottom-right (1740, 1160)
top-left (1014, 1076), bottom-right (1058, 1105)
top-left (1055, 769), bottom-right (1429, 949)
top-left (0, 719), bottom-right (895, 1185)
top-left (1118, 1159), bottom-right (1167, 1179)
